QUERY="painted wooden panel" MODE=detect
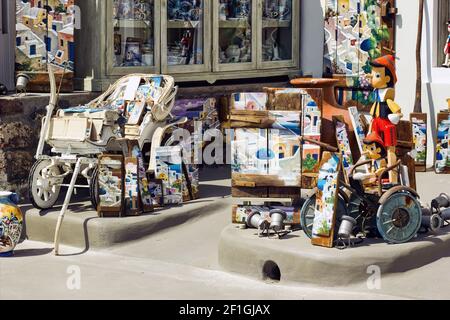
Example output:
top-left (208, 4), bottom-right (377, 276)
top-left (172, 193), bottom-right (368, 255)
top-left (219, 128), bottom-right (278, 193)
top-left (436, 113), bottom-right (450, 174)
top-left (410, 113), bottom-right (428, 171)
top-left (311, 152), bottom-right (342, 248)
top-left (334, 115), bottom-right (354, 179)
top-left (98, 155), bottom-right (124, 217)
top-left (323, 0), bottom-right (396, 108)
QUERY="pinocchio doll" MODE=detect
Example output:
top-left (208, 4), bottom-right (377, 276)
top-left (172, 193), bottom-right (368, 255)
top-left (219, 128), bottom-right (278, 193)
top-left (369, 55), bottom-right (403, 183)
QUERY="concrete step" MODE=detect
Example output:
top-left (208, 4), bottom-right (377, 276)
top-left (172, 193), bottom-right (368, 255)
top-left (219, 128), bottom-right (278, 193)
top-left (22, 195), bottom-right (230, 251)
top-left (219, 225), bottom-right (450, 286)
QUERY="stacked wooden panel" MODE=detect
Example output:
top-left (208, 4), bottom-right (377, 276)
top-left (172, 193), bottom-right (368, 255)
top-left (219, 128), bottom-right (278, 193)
top-left (228, 88), bottom-right (324, 226)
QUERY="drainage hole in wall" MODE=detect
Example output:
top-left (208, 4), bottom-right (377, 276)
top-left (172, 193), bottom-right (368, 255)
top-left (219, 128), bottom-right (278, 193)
top-left (262, 261), bottom-right (281, 282)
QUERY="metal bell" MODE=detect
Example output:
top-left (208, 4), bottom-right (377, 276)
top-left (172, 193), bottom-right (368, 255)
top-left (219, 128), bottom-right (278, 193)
top-left (338, 216), bottom-right (357, 239)
top-left (269, 209), bottom-right (287, 232)
top-left (246, 211), bottom-right (269, 230)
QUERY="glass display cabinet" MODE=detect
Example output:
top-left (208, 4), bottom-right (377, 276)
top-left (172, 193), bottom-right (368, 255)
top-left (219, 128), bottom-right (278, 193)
top-left (161, 0), bottom-right (211, 74)
top-left (106, 0), bottom-right (160, 75)
top-left (75, 0), bottom-right (300, 91)
top-left (258, 0), bottom-right (299, 69)
top-left (213, 0), bottom-right (257, 72)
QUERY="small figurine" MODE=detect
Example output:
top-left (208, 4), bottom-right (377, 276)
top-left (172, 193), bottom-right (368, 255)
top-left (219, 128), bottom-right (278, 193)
top-left (353, 132), bottom-right (388, 187)
top-left (443, 20), bottom-right (450, 68)
top-left (180, 30), bottom-right (193, 61)
top-left (369, 55), bottom-right (403, 183)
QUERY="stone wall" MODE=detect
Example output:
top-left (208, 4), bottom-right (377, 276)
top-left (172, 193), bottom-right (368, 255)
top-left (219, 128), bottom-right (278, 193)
top-left (0, 93), bottom-right (100, 198)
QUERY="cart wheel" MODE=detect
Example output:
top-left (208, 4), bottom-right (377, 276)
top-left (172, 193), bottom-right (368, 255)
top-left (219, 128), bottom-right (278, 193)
top-left (89, 166), bottom-right (99, 210)
top-left (347, 193), bottom-right (380, 236)
top-left (28, 159), bottom-right (62, 210)
top-left (300, 191), bottom-right (348, 239)
top-left (376, 191), bottom-right (422, 244)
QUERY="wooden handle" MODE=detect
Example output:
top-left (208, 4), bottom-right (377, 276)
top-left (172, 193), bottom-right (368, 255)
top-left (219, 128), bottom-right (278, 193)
top-left (301, 137), bottom-right (338, 152)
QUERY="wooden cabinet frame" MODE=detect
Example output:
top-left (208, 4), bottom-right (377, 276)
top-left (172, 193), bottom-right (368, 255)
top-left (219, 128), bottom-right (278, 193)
top-left (105, 0), bottom-right (161, 76)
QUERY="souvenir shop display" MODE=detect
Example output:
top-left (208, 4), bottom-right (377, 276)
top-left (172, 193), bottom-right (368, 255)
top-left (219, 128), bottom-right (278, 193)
top-left (443, 20), bottom-right (450, 68)
top-left (30, 68), bottom-right (185, 255)
top-left (410, 0), bottom-right (428, 172)
top-left (0, 192), bottom-right (23, 257)
top-left (323, 0), bottom-right (397, 108)
top-left (113, 0), bottom-right (156, 68)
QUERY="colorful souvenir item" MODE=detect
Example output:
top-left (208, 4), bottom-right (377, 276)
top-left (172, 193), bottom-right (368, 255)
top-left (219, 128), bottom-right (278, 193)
top-left (334, 116), bottom-right (354, 180)
top-left (411, 114), bottom-right (427, 170)
top-left (155, 146), bottom-right (184, 205)
top-left (148, 179), bottom-right (165, 207)
top-left (443, 20), bottom-right (450, 68)
top-left (311, 152), bottom-right (342, 248)
top-left (232, 93), bottom-right (268, 111)
top-left (436, 113), bottom-right (450, 174)
top-left (369, 55), bottom-right (402, 183)
top-left (0, 192), bottom-right (23, 257)
top-left (97, 155), bottom-right (124, 217)
top-left (125, 156), bottom-right (141, 216)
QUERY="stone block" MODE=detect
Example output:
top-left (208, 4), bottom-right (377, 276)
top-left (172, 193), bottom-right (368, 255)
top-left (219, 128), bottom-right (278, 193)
top-left (0, 122), bottom-right (34, 149)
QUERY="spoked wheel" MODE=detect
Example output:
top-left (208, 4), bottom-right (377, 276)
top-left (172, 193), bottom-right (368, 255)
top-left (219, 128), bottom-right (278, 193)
top-left (347, 193), bottom-right (380, 236)
top-left (376, 192), bottom-right (422, 244)
top-left (28, 159), bottom-right (62, 210)
top-left (89, 166), bottom-right (99, 210)
top-left (300, 190), bottom-right (349, 239)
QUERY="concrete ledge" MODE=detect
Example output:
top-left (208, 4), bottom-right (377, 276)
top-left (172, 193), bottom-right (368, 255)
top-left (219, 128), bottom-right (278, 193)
top-left (22, 196), bottom-right (229, 250)
top-left (218, 225), bottom-right (450, 286)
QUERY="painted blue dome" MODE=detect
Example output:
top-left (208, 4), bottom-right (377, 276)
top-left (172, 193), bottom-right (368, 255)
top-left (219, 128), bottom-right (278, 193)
top-left (256, 148), bottom-right (275, 160)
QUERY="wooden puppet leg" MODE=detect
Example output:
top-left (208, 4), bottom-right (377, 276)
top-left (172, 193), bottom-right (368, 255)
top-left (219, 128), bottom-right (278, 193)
top-left (387, 146), bottom-right (398, 184)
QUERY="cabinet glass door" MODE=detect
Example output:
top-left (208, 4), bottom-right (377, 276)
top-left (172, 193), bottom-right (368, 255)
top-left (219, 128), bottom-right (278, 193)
top-left (258, 0), bottom-right (298, 69)
top-left (213, 0), bottom-right (257, 72)
top-left (162, 0), bottom-right (210, 73)
top-left (107, 0), bottom-right (160, 75)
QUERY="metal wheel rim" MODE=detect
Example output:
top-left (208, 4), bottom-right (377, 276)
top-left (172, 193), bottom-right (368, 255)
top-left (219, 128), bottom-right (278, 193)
top-left (376, 192), bottom-right (422, 244)
top-left (31, 160), bottom-right (61, 209)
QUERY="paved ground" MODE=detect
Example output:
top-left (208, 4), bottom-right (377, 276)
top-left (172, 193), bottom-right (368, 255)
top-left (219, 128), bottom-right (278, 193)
top-left (1, 168), bottom-right (449, 300)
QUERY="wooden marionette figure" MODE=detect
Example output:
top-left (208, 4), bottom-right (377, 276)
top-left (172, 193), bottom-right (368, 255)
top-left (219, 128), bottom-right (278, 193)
top-left (443, 20), bottom-right (450, 68)
top-left (355, 132), bottom-right (388, 187)
top-left (369, 55), bottom-right (403, 184)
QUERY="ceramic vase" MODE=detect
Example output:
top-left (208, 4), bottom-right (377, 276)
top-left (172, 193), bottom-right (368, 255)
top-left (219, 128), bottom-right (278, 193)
top-left (0, 192), bottom-right (23, 257)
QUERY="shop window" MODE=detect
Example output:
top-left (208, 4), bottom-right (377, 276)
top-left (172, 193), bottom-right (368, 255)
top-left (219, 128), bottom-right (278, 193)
top-left (438, 0), bottom-right (450, 67)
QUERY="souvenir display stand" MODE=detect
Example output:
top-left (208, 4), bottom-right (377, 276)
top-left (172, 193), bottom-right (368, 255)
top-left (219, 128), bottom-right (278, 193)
top-left (228, 87), bottom-right (328, 233)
